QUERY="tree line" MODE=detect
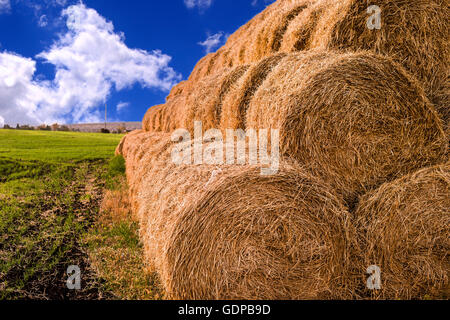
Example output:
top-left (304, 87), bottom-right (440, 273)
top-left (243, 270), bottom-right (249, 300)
top-left (2, 123), bottom-right (126, 134)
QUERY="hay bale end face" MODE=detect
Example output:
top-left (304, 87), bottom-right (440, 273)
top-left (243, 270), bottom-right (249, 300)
top-left (248, 51), bottom-right (448, 202)
top-left (116, 129), bottom-right (143, 157)
top-left (325, 0), bottom-right (449, 125)
top-left (355, 163), bottom-right (450, 299)
top-left (142, 93), bottom-right (189, 133)
top-left (165, 164), bottom-right (355, 300)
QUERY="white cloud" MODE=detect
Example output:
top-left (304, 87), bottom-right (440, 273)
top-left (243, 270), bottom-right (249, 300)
top-left (0, 115), bottom-right (4, 127)
top-left (116, 101), bottom-right (130, 113)
top-left (38, 14), bottom-right (48, 27)
top-left (0, 4), bottom-right (181, 125)
top-left (0, 52), bottom-right (47, 125)
top-left (52, 0), bottom-right (67, 6)
top-left (18, 0), bottom-right (73, 27)
top-left (198, 32), bottom-right (225, 53)
top-left (184, 0), bottom-right (212, 10)
top-left (0, 0), bottom-right (11, 14)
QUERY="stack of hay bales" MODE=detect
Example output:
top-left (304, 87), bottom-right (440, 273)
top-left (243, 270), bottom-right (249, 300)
top-left (118, 0), bottom-right (449, 299)
top-left (142, 65), bottom-right (251, 133)
top-left (246, 51), bottom-right (447, 203)
top-left (119, 132), bottom-right (356, 299)
top-left (151, 0), bottom-right (448, 130)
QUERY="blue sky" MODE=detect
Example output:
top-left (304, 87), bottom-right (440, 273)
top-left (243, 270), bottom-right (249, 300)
top-left (0, 0), bottom-right (274, 126)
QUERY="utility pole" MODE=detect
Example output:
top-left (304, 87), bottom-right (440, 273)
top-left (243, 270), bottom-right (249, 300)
top-left (105, 103), bottom-right (107, 130)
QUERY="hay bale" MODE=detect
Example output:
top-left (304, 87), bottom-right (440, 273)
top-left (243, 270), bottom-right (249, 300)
top-left (143, 64), bottom-right (250, 134)
top-left (213, 47), bottom-right (233, 70)
top-left (165, 164), bottom-right (355, 300)
top-left (182, 65), bottom-right (250, 133)
top-left (118, 130), bottom-right (171, 215)
top-left (214, 65), bottom-right (250, 126)
top-left (219, 68), bottom-right (249, 131)
top-left (160, 99), bottom-right (183, 132)
top-left (279, 0), bottom-right (327, 52)
top-left (224, 1), bottom-right (310, 68)
top-left (142, 91), bottom-right (189, 133)
top-left (354, 163), bottom-right (450, 299)
top-left (118, 130), bottom-right (151, 211)
top-left (247, 51), bottom-right (448, 202)
top-left (318, 0), bottom-right (449, 127)
top-left (246, 51), bottom-right (326, 130)
top-left (115, 134), bottom-right (127, 156)
top-left (115, 129), bottom-right (142, 157)
top-left (186, 53), bottom-right (216, 85)
top-left (166, 80), bottom-right (186, 101)
top-left (220, 53), bottom-right (286, 131)
top-left (121, 131), bottom-right (355, 299)
top-left (126, 133), bottom-right (172, 219)
top-left (142, 104), bottom-right (164, 132)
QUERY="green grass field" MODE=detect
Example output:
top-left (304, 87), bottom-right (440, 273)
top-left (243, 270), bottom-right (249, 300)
top-left (0, 129), bottom-right (121, 162)
top-left (0, 129), bottom-right (159, 300)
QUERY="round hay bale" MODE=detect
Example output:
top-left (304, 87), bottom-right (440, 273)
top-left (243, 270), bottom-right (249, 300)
top-left (317, 0), bottom-right (450, 127)
top-left (117, 129), bottom-right (153, 213)
top-left (115, 132), bottom-right (129, 156)
top-left (124, 132), bottom-right (354, 300)
top-left (118, 129), bottom-right (144, 160)
top-left (164, 163), bottom-right (355, 300)
top-left (354, 163), bottom-right (450, 299)
top-left (143, 64), bottom-right (251, 134)
top-left (142, 104), bottom-right (164, 132)
top-left (182, 65), bottom-right (250, 133)
top-left (166, 80), bottom-right (186, 101)
top-left (220, 53), bottom-right (286, 131)
top-left (225, 1), bottom-right (310, 68)
top-left (247, 51), bottom-right (448, 202)
top-left (142, 92), bottom-right (189, 133)
top-left (246, 50), bottom-right (327, 130)
top-left (279, 0), bottom-right (327, 52)
top-left (219, 67), bottom-right (250, 131)
top-left (125, 132), bottom-right (173, 222)
top-left (214, 65), bottom-right (250, 126)
top-left (186, 52), bottom-right (217, 85)
top-left (213, 47), bottom-right (234, 70)
top-left (160, 100), bottom-right (181, 132)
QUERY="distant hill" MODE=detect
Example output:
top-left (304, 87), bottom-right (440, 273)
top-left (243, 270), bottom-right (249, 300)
top-left (65, 122), bottom-right (141, 133)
